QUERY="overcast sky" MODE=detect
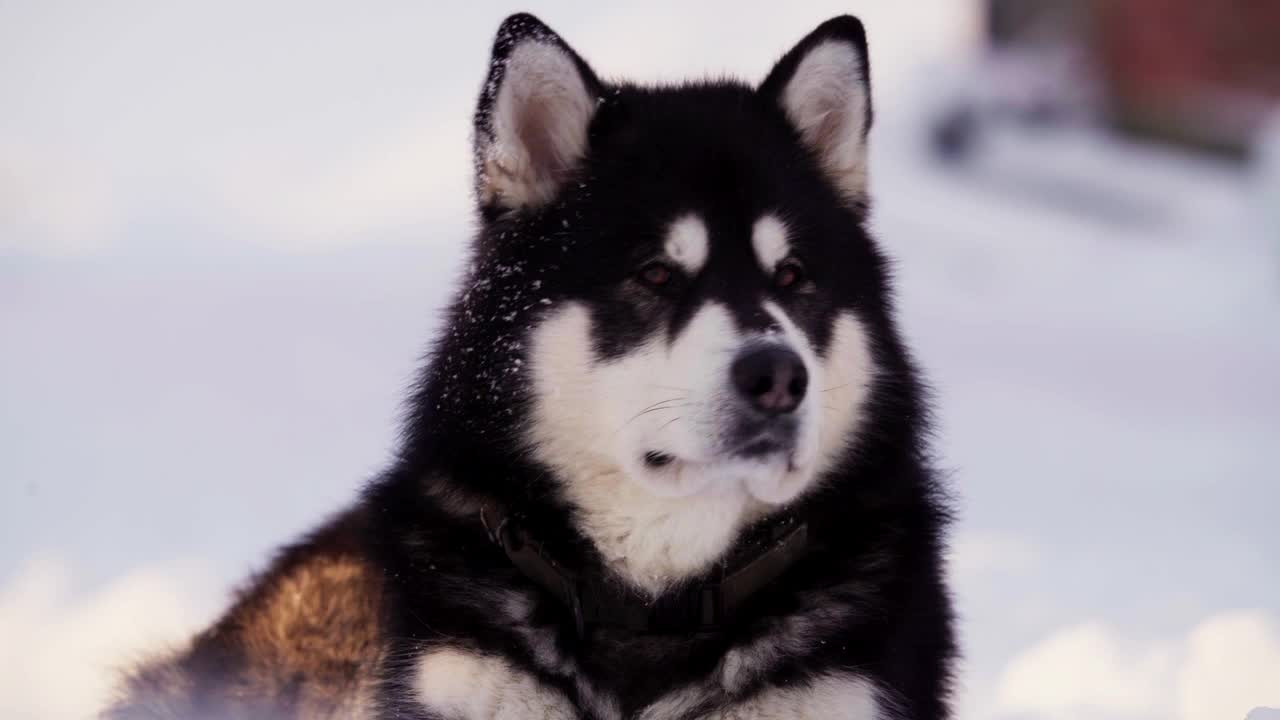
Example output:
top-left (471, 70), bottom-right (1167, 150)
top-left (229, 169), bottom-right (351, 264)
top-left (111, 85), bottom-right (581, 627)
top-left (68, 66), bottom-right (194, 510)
top-left (3, 3), bottom-right (1279, 719)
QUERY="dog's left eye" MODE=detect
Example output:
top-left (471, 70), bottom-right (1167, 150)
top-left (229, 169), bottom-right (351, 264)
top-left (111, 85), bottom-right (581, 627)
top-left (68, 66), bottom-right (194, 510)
top-left (639, 261), bottom-right (675, 288)
top-left (774, 259), bottom-right (805, 289)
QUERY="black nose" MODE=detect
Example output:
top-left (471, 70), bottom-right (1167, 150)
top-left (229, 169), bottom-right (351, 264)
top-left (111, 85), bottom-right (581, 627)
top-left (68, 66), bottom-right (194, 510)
top-left (731, 345), bottom-right (808, 415)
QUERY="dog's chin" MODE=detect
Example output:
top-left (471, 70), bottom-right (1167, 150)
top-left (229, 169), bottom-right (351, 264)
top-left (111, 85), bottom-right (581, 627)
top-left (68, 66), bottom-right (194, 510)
top-left (625, 449), bottom-right (816, 504)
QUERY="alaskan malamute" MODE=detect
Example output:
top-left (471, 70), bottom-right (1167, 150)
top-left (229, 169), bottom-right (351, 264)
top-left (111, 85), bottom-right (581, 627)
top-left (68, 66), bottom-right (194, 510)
top-left (108, 13), bottom-right (955, 719)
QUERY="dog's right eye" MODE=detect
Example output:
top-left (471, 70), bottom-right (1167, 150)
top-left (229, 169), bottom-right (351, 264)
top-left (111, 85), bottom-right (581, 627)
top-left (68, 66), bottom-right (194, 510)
top-left (638, 262), bottom-right (674, 288)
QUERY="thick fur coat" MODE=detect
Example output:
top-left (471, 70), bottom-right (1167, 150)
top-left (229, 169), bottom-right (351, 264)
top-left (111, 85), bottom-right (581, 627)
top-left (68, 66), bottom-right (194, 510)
top-left (106, 14), bottom-right (955, 720)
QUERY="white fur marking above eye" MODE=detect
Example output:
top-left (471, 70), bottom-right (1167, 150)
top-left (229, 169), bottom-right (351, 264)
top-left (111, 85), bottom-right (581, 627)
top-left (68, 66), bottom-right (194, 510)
top-left (752, 214), bottom-right (791, 273)
top-left (780, 40), bottom-right (870, 202)
top-left (414, 647), bottom-right (576, 719)
top-left (664, 214), bottom-right (710, 274)
top-left (482, 41), bottom-right (595, 209)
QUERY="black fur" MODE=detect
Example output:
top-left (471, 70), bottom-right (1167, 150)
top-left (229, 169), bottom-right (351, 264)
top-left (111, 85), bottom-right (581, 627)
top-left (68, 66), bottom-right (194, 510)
top-left (376, 12), bottom-right (953, 719)
top-left (107, 13), bottom-right (954, 720)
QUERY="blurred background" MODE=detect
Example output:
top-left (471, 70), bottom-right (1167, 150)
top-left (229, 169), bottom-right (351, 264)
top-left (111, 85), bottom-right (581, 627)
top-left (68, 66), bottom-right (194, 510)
top-left (2, 1), bottom-right (1278, 718)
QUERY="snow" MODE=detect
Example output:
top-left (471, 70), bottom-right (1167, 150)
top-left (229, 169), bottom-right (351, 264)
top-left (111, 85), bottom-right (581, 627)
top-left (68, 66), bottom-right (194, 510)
top-left (2, 6), bottom-right (1278, 718)
top-left (874, 87), bottom-right (1280, 719)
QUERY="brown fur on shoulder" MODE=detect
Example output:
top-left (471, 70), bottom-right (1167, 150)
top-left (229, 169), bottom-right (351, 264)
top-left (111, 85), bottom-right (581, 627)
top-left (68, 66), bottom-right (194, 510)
top-left (103, 509), bottom-right (384, 720)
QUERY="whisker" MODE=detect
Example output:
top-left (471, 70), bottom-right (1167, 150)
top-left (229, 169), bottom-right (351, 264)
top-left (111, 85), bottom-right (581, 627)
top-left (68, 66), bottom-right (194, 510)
top-left (656, 416), bottom-right (683, 432)
top-left (624, 397), bottom-right (685, 424)
top-left (613, 401), bottom-right (695, 438)
top-left (630, 403), bottom-right (691, 422)
top-left (823, 382), bottom-right (851, 393)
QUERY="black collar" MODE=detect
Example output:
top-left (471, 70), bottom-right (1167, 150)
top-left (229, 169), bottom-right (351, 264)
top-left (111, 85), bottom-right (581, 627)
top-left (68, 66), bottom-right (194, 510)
top-left (480, 504), bottom-right (812, 636)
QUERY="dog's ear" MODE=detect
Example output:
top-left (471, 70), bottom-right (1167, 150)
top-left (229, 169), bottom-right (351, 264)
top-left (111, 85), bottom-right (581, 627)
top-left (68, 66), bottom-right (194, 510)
top-left (760, 17), bottom-right (873, 206)
top-left (473, 14), bottom-right (602, 213)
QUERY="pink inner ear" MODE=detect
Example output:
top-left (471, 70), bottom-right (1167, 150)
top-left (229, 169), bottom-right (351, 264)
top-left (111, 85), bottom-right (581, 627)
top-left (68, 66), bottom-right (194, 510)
top-left (779, 40), bottom-right (869, 202)
top-left (808, 94), bottom-right (850, 152)
top-left (487, 42), bottom-right (596, 208)
top-left (518, 94), bottom-right (572, 186)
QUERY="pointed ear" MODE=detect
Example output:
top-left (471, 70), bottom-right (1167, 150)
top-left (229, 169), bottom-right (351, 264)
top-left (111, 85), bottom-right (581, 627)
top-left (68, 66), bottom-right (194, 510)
top-left (473, 14), bottom-right (602, 213)
top-left (760, 17), bottom-right (873, 205)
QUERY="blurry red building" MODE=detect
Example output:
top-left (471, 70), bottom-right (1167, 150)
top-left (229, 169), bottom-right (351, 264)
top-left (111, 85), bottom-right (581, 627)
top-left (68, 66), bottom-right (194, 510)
top-left (989, 0), bottom-right (1280, 156)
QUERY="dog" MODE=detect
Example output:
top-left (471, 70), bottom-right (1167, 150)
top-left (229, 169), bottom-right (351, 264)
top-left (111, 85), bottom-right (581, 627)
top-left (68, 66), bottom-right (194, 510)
top-left (106, 13), bottom-right (955, 719)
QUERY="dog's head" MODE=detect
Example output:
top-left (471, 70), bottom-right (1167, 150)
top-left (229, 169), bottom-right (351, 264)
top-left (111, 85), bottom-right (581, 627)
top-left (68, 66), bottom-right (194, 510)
top-left (437, 14), bottom-right (901, 590)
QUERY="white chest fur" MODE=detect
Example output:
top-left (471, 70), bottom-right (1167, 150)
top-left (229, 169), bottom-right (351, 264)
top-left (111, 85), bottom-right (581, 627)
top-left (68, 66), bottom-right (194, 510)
top-left (697, 673), bottom-right (882, 719)
top-left (413, 647), bottom-right (884, 720)
top-left (414, 647), bottom-right (577, 719)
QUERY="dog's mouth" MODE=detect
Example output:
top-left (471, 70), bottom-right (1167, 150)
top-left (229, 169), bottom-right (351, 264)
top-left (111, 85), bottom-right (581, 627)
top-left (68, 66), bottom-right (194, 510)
top-left (640, 432), bottom-right (801, 475)
top-left (631, 410), bottom-right (815, 502)
top-left (642, 416), bottom-right (802, 470)
top-left (643, 434), bottom-right (796, 470)
top-left (727, 417), bottom-right (799, 458)
top-left (633, 445), bottom-right (811, 504)
top-left (734, 436), bottom-right (791, 459)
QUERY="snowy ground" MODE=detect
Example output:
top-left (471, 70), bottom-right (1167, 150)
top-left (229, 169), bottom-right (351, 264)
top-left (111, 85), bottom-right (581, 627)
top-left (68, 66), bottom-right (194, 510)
top-left (874, 103), bottom-right (1280, 719)
top-left (3, 3), bottom-right (1279, 719)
